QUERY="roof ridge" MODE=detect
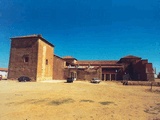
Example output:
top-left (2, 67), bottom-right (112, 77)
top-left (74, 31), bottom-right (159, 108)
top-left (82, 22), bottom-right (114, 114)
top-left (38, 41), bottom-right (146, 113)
top-left (11, 34), bottom-right (42, 38)
top-left (122, 55), bottom-right (141, 59)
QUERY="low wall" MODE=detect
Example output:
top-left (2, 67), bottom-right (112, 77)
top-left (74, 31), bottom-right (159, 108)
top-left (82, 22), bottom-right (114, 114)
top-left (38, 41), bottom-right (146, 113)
top-left (123, 81), bottom-right (160, 86)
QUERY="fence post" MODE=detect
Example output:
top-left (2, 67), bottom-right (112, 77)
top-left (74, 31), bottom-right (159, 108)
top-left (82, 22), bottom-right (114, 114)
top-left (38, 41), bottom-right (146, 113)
top-left (150, 82), bottom-right (153, 92)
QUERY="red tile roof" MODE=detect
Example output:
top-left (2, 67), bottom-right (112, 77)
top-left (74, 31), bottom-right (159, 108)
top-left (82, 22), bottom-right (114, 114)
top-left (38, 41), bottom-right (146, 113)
top-left (63, 56), bottom-right (77, 60)
top-left (63, 56), bottom-right (74, 59)
top-left (101, 66), bottom-right (123, 68)
top-left (76, 60), bottom-right (119, 65)
top-left (0, 68), bottom-right (8, 72)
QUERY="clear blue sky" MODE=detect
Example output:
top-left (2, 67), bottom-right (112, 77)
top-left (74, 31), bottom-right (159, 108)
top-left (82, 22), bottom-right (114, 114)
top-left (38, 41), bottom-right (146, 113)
top-left (0, 0), bottom-right (160, 73)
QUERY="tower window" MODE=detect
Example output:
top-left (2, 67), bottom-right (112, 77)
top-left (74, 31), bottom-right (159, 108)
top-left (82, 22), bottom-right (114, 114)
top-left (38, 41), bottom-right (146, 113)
top-left (46, 59), bottom-right (48, 65)
top-left (24, 56), bottom-right (29, 63)
top-left (23, 55), bottom-right (29, 63)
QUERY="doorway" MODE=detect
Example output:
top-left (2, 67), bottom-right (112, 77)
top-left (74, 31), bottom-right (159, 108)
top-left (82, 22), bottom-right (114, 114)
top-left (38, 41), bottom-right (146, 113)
top-left (111, 74), bottom-right (116, 80)
top-left (106, 74), bottom-right (110, 80)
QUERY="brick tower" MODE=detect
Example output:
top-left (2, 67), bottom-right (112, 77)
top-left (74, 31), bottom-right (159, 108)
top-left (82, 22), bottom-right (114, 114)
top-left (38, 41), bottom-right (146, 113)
top-left (8, 35), bottom-right (54, 81)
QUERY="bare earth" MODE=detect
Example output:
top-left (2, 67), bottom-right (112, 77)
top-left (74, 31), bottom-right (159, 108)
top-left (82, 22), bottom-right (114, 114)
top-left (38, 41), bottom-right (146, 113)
top-left (0, 80), bottom-right (160, 120)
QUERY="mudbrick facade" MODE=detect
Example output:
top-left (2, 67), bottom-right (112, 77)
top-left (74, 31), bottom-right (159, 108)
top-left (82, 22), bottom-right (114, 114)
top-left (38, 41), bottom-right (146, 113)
top-left (8, 35), bottom-right (155, 81)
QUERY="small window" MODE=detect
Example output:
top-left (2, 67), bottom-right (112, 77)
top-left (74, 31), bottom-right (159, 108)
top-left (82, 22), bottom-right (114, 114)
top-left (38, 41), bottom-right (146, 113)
top-left (46, 59), bottom-right (48, 65)
top-left (24, 56), bottom-right (29, 63)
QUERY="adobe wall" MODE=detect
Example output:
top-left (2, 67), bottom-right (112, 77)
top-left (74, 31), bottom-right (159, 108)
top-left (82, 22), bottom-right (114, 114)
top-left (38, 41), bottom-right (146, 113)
top-left (36, 39), bottom-right (54, 81)
top-left (84, 69), bottom-right (99, 80)
top-left (63, 68), bottom-right (99, 80)
top-left (8, 38), bottom-right (38, 81)
top-left (53, 55), bottom-right (65, 80)
top-left (146, 63), bottom-right (154, 81)
top-left (133, 60), bottom-right (146, 80)
top-left (133, 61), bottom-right (154, 81)
top-left (77, 69), bottom-right (99, 80)
top-left (64, 69), bottom-right (70, 79)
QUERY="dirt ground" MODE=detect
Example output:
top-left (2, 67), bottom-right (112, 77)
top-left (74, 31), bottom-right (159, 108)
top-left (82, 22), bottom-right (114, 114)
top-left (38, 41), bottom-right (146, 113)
top-left (0, 80), bottom-right (160, 120)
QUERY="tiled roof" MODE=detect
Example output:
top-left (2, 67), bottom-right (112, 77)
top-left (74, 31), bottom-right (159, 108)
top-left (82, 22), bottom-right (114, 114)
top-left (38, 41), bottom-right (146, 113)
top-left (122, 55), bottom-right (141, 59)
top-left (0, 68), bottom-right (8, 72)
top-left (76, 60), bottom-right (119, 65)
top-left (63, 56), bottom-right (77, 60)
top-left (11, 34), bottom-right (54, 47)
top-left (63, 56), bottom-right (74, 59)
top-left (101, 66), bottom-right (123, 68)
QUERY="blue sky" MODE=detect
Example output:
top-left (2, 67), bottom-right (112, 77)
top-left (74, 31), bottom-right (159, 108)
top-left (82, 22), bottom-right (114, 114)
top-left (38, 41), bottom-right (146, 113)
top-left (0, 0), bottom-right (160, 73)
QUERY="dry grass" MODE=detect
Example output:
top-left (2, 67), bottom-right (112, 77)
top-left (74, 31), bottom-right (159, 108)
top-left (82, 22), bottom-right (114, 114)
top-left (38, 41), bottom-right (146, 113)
top-left (0, 80), bottom-right (160, 120)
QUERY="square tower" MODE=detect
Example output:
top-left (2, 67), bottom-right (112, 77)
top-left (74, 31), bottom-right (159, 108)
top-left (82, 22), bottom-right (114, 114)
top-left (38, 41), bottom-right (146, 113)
top-left (8, 35), bottom-right (54, 81)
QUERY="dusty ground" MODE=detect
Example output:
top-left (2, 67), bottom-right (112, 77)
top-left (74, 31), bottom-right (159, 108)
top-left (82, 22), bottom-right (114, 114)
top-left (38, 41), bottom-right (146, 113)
top-left (0, 80), bottom-right (160, 120)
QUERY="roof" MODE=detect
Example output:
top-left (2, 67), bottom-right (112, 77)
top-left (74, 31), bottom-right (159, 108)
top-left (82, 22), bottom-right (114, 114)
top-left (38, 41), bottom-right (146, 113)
top-left (63, 56), bottom-right (74, 59)
top-left (11, 34), bottom-right (54, 47)
top-left (122, 55), bottom-right (141, 59)
top-left (0, 68), bottom-right (8, 72)
top-left (63, 56), bottom-right (77, 60)
top-left (101, 66), bottom-right (123, 68)
top-left (11, 34), bottom-right (40, 38)
top-left (76, 60), bottom-right (119, 65)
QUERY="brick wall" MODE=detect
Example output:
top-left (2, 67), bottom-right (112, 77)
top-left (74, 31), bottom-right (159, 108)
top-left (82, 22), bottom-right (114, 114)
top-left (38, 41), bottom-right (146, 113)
top-left (8, 36), bottom-right (54, 81)
top-left (133, 60), bottom-right (146, 80)
top-left (53, 55), bottom-right (65, 80)
top-left (145, 63), bottom-right (154, 81)
top-left (36, 39), bottom-right (53, 81)
top-left (8, 38), bottom-right (38, 81)
top-left (76, 69), bottom-right (99, 80)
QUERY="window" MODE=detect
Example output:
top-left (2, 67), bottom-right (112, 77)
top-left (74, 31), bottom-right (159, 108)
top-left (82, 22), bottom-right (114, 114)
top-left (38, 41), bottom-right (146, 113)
top-left (24, 56), bottom-right (29, 63)
top-left (102, 74), bottom-right (104, 80)
top-left (23, 55), bottom-right (29, 63)
top-left (46, 59), bottom-right (48, 65)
